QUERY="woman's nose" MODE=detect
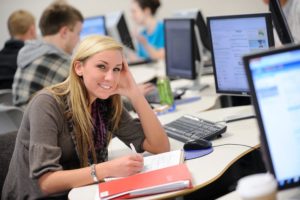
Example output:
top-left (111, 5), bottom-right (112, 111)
top-left (104, 70), bottom-right (114, 81)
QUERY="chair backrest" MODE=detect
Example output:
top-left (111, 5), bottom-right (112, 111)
top-left (0, 105), bottom-right (23, 135)
top-left (0, 89), bottom-right (13, 106)
top-left (0, 130), bottom-right (17, 196)
top-left (0, 106), bottom-right (23, 195)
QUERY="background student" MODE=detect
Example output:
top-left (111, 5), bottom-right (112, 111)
top-left (12, 2), bottom-right (83, 108)
top-left (2, 35), bottom-right (170, 200)
top-left (130, 0), bottom-right (165, 60)
top-left (0, 9), bottom-right (36, 89)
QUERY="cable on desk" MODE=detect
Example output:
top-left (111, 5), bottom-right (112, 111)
top-left (212, 143), bottom-right (257, 151)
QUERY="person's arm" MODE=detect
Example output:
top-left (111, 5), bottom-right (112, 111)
top-left (38, 154), bottom-right (143, 195)
top-left (28, 92), bottom-right (144, 196)
top-left (137, 34), bottom-right (165, 60)
top-left (114, 58), bottom-right (170, 154)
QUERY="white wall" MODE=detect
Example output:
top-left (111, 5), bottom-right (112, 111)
top-left (0, 0), bottom-right (268, 47)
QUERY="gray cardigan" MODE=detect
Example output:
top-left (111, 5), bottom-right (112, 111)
top-left (2, 90), bottom-right (145, 200)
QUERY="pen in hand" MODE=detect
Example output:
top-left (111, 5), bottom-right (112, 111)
top-left (130, 143), bottom-right (137, 154)
top-left (130, 143), bottom-right (144, 173)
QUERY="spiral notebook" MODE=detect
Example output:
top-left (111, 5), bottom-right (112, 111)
top-left (104, 149), bottom-right (184, 182)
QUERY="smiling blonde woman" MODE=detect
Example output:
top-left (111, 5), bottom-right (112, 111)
top-left (2, 35), bottom-right (170, 200)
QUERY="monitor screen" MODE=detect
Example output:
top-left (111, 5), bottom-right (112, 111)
top-left (173, 9), bottom-right (211, 51)
top-left (80, 16), bottom-right (106, 39)
top-left (105, 11), bottom-right (135, 51)
top-left (243, 44), bottom-right (300, 190)
top-left (207, 13), bottom-right (274, 95)
top-left (269, 0), bottom-right (294, 44)
top-left (164, 19), bottom-right (198, 80)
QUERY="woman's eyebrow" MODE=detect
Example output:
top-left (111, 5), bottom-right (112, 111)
top-left (97, 60), bottom-right (109, 64)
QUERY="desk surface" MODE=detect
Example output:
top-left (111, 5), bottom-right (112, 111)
top-left (130, 62), bottom-right (221, 119)
top-left (68, 105), bottom-right (259, 200)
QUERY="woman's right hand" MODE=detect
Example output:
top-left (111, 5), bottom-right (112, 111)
top-left (104, 154), bottom-right (144, 177)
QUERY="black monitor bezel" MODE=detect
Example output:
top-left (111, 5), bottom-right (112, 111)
top-left (195, 11), bottom-right (211, 51)
top-left (173, 9), bottom-right (211, 52)
top-left (207, 13), bottom-right (275, 96)
top-left (117, 13), bottom-right (135, 51)
top-left (164, 18), bottom-right (198, 80)
top-left (269, 0), bottom-right (294, 44)
top-left (81, 15), bottom-right (107, 37)
top-left (243, 43), bottom-right (300, 190)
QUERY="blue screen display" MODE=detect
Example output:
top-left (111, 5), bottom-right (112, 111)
top-left (80, 16), bottom-right (106, 39)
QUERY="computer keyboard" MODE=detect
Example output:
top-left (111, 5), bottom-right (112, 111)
top-left (145, 88), bottom-right (185, 104)
top-left (145, 89), bottom-right (161, 104)
top-left (164, 115), bottom-right (227, 142)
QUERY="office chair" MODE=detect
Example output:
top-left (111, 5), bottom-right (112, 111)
top-left (0, 130), bottom-right (17, 196)
top-left (0, 106), bottom-right (23, 195)
top-left (0, 105), bottom-right (23, 135)
top-left (0, 89), bottom-right (13, 106)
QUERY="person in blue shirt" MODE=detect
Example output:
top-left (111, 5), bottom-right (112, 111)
top-left (130, 0), bottom-right (165, 60)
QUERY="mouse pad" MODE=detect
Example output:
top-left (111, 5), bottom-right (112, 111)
top-left (184, 147), bottom-right (213, 160)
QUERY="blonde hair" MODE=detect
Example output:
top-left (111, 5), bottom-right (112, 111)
top-left (48, 35), bottom-right (123, 167)
top-left (7, 9), bottom-right (35, 37)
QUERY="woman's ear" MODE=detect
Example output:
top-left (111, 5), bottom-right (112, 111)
top-left (74, 61), bottom-right (83, 76)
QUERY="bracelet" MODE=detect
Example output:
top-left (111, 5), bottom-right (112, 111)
top-left (90, 164), bottom-right (98, 183)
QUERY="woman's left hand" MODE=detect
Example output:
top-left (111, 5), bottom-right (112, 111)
top-left (113, 57), bottom-right (140, 99)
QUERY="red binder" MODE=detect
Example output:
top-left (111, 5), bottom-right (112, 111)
top-left (99, 164), bottom-right (193, 200)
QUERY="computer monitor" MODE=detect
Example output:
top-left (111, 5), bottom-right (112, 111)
top-left (207, 13), bottom-right (275, 95)
top-left (243, 43), bottom-right (300, 190)
top-left (105, 11), bottom-right (135, 51)
top-left (173, 9), bottom-right (213, 74)
top-left (173, 9), bottom-right (211, 51)
top-left (269, 0), bottom-right (294, 44)
top-left (80, 15), bottom-right (107, 40)
top-left (164, 18), bottom-right (207, 91)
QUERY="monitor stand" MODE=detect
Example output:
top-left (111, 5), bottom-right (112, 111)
top-left (176, 59), bottom-right (209, 92)
top-left (222, 106), bottom-right (256, 123)
top-left (223, 113), bottom-right (256, 123)
top-left (179, 77), bottom-right (209, 91)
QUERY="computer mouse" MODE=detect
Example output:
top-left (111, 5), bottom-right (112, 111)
top-left (183, 139), bottom-right (212, 151)
top-left (173, 89), bottom-right (186, 100)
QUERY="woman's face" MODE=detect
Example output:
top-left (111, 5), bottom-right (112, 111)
top-left (130, 1), bottom-right (147, 25)
top-left (75, 49), bottom-right (123, 102)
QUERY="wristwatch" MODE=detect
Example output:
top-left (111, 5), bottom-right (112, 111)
top-left (90, 164), bottom-right (98, 183)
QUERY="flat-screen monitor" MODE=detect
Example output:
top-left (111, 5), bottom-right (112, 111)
top-left (105, 11), bottom-right (135, 51)
top-left (80, 16), bottom-right (107, 39)
top-left (173, 9), bottom-right (211, 51)
top-left (269, 0), bottom-right (294, 44)
top-left (243, 43), bottom-right (300, 190)
top-left (164, 18), bottom-right (207, 90)
top-left (165, 19), bottom-right (198, 80)
top-left (207, 13), bottom-right (274, 95)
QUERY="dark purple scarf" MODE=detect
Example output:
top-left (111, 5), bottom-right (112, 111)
top-left (91, 99), bottom-right (108, 151)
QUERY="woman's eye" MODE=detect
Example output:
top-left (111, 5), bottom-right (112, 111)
top-left (113, 68), bottom-right (121, 72)
top-left (97, 64), bottom-right (105, 69)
